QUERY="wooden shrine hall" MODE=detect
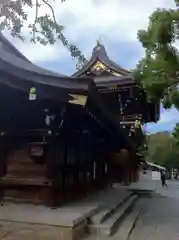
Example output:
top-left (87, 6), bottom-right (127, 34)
top-left (0, 35), bottom-right (159, 206)
top-left (72, 40), bottom-right (160, 185)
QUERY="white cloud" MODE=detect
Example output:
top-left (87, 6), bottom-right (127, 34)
top-left (146, 107), bottom-right (179, 133)
top-left (2, 0), bottom-right (177, 63)
top-left (59, 0), bottom-right (175, 43)
top-left (4, 33), bottom-right (69, 62)
top-left (159, 108), bottom-right (179, 125)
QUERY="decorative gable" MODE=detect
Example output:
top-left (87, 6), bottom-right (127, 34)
top-left (72, 41), bottom-right (130, 77)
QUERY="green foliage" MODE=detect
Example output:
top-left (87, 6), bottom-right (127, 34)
top-left (0, 0), bottom-right (86, 67)
top-left (172, 123), bottom-right (179, 145)
top-left (148, 131), bottom-right (179, 169)
top-left (133, 4), bottom-right (179, 109)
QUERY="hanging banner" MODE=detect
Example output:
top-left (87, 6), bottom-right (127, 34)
top-left (29, 87), bottom-right (36, 100)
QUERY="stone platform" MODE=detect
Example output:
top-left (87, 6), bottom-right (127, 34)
top-left (0, 187), bottom-right (131, 240)
top-left (113, 179), bottom-right (155, 193)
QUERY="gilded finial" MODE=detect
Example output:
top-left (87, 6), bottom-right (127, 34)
top-left (96, 35), bottom-right (103, 45)
top-left (95, 36), bottom-right (102, 50)
top-left (96, 39), bottom-right (100, 46)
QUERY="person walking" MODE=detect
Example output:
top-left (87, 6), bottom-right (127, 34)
top-left (161, 170), bottom-right (168, 188)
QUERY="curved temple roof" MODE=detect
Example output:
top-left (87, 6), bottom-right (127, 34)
top-left (0, 32), bottom-right (30, 62)
top-left (72, 41), bottom-right (131, 77)
top-left (0, 32), bottom-right (92, 92)
top-left (0, 33), bottom-right (133, 148)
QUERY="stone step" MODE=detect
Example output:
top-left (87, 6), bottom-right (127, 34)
top-left (91, 192), bottom-right (133, 225)
top-left (113, 201), bottom-right (140, 240)
top-left (132, 190), bottom-right (154, 198)
top-left (82, 206), bottom-right (139, 240)
top-left (99, 194), bottom-right (138, 236)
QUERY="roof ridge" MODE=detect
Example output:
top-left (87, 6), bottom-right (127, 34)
top-left (72, 42), bottom-right (130, 76)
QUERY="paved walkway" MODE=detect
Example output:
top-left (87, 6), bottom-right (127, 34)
top-left (154, 180), bottom-right (179, 200)
top-left (0, 188), bottom-right (130, 227)
top-left (0, 187), bottom-right (131, 240)
top-left (129, 180), bottom-right (179, 240)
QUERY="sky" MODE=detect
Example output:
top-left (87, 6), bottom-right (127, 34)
top-left (3, 0), bottom-right (179, 134)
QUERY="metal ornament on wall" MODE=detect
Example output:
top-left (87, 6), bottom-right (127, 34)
top-left (118, 94), bottom-right (123, 115)
top-left (44, 108), bottom-right (56, 127)
top-left (117, 88), bottom-right (145, 122)
top-left (45, 115), bottom-right (56, 126)
top-left (134, 119), bottom-right (141, 129)
top-left (58, 106), bottom-right (67, 129)
top-left (29, 87), bottom-right (36, 101)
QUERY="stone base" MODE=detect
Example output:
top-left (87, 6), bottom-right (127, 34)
top-left (0, 220), bottom-right (87, 240)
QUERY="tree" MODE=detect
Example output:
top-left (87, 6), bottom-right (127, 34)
top-left (133, 0), bottom-right (179, 109)
top-left (147, 131), bottom-right (179, 169)
top-left (0, 0), bottom-right (86, 68)
top-left (172, 123), bottom-right (179, 145)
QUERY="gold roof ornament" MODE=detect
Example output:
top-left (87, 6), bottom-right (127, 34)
top-left (91, 60), bottom-right (106, 72)
top-left (90, 60), bottom-right (122, 76)
top-left (134, 119), bottom-right (141, 128)
top-left (68, 94), bottom-right (87, 106)
top-left (110, 70), bottom-right (122, 76)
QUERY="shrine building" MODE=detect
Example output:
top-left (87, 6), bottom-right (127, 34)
top-left (0, 35), bottom-right (159, 205)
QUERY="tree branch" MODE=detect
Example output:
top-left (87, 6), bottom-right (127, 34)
top-left (0, 0), bottom-right (87, 68)
top-left (32, 0), bottom-right (38, 41)
top-left (41, 0), bottom-right (57, 23)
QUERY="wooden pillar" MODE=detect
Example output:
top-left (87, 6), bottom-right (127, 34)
top-left (90, 154), bottom-right (94, 192)
top-left (0, 136), bottom-right (8, 177)
top-left (81, 148), bottom-right (86, 196)
top-left (98, 155), bottom-right (105, 188)
top-left (95, 154), bottom-right (102, 190)
top-left (48, 132), bottom-right (60, 206)
top-left (101, 158), bottom-right (106, 187)
top-left (80, 130), bottom-right (87, 197)
top-left (50, 105), bottom-right (69, 206)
